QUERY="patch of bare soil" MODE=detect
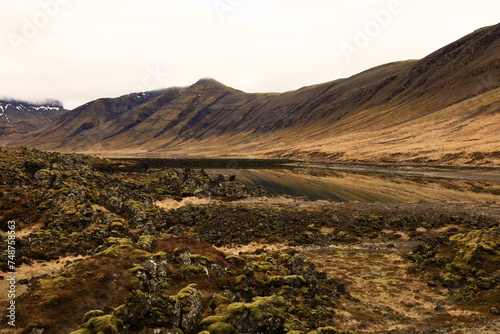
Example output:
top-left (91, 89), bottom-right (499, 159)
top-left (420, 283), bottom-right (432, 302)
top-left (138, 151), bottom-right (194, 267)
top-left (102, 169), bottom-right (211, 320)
top-left (157, 196), bottom-right (220, 210)
top-left (15, 223), bottom-right (44, 238)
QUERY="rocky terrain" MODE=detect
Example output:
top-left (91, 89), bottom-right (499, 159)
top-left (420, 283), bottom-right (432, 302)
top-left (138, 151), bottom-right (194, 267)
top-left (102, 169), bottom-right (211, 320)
top-left (0, 147), bottom-right (499, 334)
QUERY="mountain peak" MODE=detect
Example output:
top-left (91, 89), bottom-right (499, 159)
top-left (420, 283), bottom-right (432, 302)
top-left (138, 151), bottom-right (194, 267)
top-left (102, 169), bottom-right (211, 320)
top-left (195, 77), bottom-right (220, 84)
top-left (191, 78), bottom-right (228, 88)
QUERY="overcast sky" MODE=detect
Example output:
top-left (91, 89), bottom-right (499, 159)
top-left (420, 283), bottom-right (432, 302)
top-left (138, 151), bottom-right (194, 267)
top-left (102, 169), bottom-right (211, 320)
top-left (1, 0), bottom-right (499, 109)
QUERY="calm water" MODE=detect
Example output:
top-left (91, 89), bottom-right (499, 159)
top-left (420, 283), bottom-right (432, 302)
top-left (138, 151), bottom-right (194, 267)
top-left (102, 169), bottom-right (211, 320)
top-left (209, 168), bottom-right (500, 203)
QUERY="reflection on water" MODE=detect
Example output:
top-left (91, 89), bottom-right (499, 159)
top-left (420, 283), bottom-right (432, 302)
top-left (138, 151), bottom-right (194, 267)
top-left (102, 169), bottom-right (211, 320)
top-left (210, 168), bottom-right (500, 203)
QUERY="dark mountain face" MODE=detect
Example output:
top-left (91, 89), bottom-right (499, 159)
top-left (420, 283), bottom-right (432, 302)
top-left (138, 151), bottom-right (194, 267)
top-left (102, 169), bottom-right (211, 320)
top-left (2, 24), bottom-right (499, 164)
top-left (0, 99), bottom-right (66, 136)
top-left (0, 99), bottom-right (63, 121)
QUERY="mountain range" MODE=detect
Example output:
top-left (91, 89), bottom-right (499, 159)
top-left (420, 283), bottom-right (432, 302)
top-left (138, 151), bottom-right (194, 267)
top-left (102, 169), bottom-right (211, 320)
top-left (1, 24), bottom-right (499, 165)
top-left (0, 99), bottom-right (64, 137)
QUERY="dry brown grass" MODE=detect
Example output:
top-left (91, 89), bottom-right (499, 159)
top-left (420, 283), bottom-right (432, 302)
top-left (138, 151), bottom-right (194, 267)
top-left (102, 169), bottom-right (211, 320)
top-left (0, 256), bottom-right (89, 306)
top-left (216, 242), bottom-right (289, 254)
top-left (304, 247), bottom-right (488, 333)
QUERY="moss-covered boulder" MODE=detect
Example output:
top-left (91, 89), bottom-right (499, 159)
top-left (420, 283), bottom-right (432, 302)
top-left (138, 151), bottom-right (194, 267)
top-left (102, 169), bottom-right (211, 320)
top-left (201, 295), bottom-right (286, 334)
top-left (407, 227), bottom-right (500, 304)
top-left (69, 314), bottom-right (123, 334)
top-left (176, 284), bottom-right (203, 333)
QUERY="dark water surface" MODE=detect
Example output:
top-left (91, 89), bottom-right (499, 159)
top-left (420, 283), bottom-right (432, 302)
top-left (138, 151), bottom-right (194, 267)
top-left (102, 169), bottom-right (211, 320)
top-left (105, 158), bottom-right (499, 202)
top-left (209, 168), bottom-right (500, 202)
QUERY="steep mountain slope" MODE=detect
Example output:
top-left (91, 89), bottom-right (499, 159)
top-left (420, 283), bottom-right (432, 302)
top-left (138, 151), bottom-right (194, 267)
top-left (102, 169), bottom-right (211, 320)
top-left (3, 24), bottom-right (499, 164)
top-left (25, 90), bottom-right (170, 151)
top-left (0, 99), bottom-right (66, 137)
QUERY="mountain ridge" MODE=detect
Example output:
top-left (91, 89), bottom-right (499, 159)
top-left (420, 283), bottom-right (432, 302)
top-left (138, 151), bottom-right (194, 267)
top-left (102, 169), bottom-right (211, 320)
top-left (2, 24), bottom-right (499, 165)
top-left (0, 98), bottom-right (66, 137)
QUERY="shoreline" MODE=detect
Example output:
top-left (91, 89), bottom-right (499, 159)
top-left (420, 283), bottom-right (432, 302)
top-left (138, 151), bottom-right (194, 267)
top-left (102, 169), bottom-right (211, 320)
top-left (98, 157), bottom-right (500, 183)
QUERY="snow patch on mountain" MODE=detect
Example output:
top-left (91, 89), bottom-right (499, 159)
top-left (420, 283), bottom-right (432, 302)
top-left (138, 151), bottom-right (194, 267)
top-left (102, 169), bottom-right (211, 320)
top-left (0, 99), bottom-right (64, 122)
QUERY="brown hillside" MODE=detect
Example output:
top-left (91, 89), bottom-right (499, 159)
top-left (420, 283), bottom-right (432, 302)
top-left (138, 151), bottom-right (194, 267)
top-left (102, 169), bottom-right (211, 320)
top-left (2, 24), bottom-right (499, 165)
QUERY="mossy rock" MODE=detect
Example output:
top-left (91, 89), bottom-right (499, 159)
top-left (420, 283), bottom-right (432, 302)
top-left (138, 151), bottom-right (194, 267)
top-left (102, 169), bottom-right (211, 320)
top-left (181, 265), bottom-right (207, 276)
top-left (409, 228), bottom-right (500, 303)
top-left (218, 295), bottom-right (286, 333)
top-left (247, 261), bottom-right (276, 273)
top-left (476, 276), bottom-right (497, 290)
top-left (137, 235), bottom-right (155, 251)
top-left (85, 314), bottom-right (123, 334)
top-left (69, 329), bottom-right (93, 334)
top-left (201, 315), bottom-right (228, 326)
top-left (177, 284), bottom-right (199, 306)
top-left (282, 275), bottom-right (307, 288)
top-left (153, 251), bottom-right (168, 260)
top-left (96, 238), bottom-right (134, 257)
top-left (109, 220), bottom-right (129, 234)
top-left (225, 254), bottom-right (245, 267)
top-left (83, 310), bottom-right (105, 323)
top-left (174, 283), bottom-right (203, 332)
top-left (112, 304), bottom-right (126, 318)
top-left (128, 266), bottom-right (146, 274)
top-left (278, 253), bottom-right (293, 263)
top-left (207, 321), bottom-right (238, 334)
top-left (190, 254), bottom-right (211, 266)
top-left (333, 231), bottom-right (358, 243)
top-left (209, 294), bottom-right (231, 313)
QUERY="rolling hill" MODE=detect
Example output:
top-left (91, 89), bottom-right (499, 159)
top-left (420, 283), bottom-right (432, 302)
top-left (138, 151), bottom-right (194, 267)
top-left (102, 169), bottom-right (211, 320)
top-left (2, 24), bottom-right (499, 165)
